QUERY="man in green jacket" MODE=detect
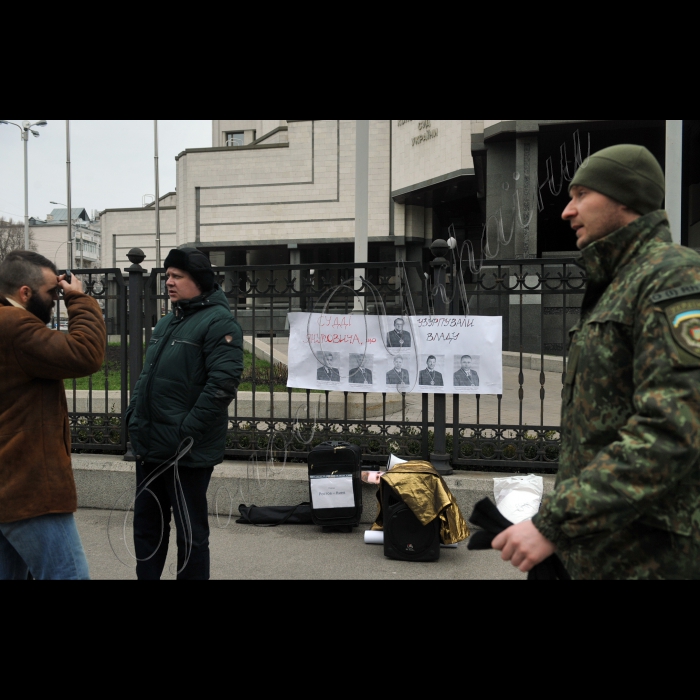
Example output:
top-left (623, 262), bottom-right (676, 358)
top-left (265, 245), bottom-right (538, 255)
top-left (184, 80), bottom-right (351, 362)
top-left (493, 145), bottom-right (700, 579)
top-left (127, 248), bottom-right (243, 580)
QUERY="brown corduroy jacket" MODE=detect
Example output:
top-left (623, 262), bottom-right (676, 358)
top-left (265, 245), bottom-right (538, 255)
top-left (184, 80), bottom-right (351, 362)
top-left (0, 291), bottom-right (105, 523)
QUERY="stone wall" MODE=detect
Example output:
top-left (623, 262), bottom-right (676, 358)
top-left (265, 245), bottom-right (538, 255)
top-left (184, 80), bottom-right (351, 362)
top-left (392, 120), bottom-right (474, 193)
top-left (100, 207), bottom-right (177, 269)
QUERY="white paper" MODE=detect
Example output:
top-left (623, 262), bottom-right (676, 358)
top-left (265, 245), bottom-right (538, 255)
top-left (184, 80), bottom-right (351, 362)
top-left (493, 474), bottom-right (544, 524)
top-left (310, 475), bottom-right (355, 509)
top-left (363, 530), bottom-right (458, 548)
top-left (287, 313), bottom-right (503, 395)
top-left (364, 530), bottom-right (384, 545)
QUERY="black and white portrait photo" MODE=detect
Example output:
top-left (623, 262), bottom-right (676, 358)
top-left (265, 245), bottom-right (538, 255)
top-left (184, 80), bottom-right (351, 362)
top-left (349, 354), bottom-right (373, 385)
top-left (386, 355), bottom-right (410, 385)
top-left (316, 351), bottom-right (341, 382)
top-left (453, 355), bottom-right (480, 387)
top-left (418, 355), bottom-right (444, 386)
top-left (386, 318), bottom-right (412, 348)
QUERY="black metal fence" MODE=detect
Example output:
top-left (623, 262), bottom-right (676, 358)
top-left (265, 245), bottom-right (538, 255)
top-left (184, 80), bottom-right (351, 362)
top-left (448, 258), bottom-right (585, 470)
top-left (63, 255), bottom-right (586, 472)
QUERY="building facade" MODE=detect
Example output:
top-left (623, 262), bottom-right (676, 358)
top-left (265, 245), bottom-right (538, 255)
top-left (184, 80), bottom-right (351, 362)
top-left (100, 119), bottom-right (700, 273)
top-left (29, 207), bottom-right (102, 269)
top-left (100, 193), bottom-right (177, 272)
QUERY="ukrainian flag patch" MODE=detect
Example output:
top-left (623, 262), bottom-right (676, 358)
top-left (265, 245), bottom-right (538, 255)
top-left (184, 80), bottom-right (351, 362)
top-left (665, 299), bottom-right (700, 358)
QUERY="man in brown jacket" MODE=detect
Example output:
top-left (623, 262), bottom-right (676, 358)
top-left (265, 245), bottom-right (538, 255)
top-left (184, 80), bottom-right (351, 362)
top-left (0, 251), bottom-right (105, 580)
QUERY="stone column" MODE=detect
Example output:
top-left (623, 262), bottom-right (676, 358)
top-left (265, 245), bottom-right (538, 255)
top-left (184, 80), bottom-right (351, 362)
top-left (511, 137), bottom-right (541, 353)
top-left (485, 142), bottom-right (516, 259)
top-left (514, 137), bottom-right (538, 259)
top-left (405, 205), bottom-right (425, 239)
top-left (424, 207), bottom-right (433, 241)
top-left (666, 120), bottom-right (683, 244)
top-left (483, 142), bottom-right (516, 349)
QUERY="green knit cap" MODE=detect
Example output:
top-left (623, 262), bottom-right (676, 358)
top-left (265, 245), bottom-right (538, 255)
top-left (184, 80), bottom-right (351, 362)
top-left (569, 144), bottom-right (665, 215)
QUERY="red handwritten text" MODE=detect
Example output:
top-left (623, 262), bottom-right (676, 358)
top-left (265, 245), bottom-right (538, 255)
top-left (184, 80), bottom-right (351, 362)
top-left (318, 316), bottom-right (353, 330)
top-left (307, 333), bottom-right (366, 345)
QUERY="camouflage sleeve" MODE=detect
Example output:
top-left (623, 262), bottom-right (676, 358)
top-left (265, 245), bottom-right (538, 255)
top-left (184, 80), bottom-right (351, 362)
top-left (533, 264), bottom-right (700, 551)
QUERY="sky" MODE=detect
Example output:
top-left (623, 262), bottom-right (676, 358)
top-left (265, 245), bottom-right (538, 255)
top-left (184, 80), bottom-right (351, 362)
top-left (0, 120), bottom-right (212, 221)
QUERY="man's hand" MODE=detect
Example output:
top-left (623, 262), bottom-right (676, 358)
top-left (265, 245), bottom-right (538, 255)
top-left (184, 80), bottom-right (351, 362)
top-left (492, 520), bottom-right (556, 572)
top-left (58, 273), bottom-right (84, 296)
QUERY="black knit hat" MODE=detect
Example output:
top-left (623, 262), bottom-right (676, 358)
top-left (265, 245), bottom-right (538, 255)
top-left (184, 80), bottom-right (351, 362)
top-left (163, 248), bottom-right (215, 292)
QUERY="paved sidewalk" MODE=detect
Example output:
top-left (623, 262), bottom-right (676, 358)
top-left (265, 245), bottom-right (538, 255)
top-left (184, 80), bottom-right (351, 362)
top-left (76, 508), bottom-right (526, 581)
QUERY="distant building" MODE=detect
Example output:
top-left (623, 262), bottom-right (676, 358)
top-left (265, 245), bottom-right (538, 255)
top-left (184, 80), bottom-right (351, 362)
top-left (29, 207), bottom-right (102, 269)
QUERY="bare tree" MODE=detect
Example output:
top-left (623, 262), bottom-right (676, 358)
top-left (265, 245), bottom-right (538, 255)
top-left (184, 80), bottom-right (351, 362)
top-left (0, 218), bottom-right (37, 263)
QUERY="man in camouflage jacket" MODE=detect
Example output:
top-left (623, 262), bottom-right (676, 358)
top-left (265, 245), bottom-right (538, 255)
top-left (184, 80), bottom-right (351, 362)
top-left (493, 144), bottom-right (700, 579)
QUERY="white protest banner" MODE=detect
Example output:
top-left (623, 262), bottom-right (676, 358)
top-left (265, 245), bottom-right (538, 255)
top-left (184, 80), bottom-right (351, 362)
top-left (310, 475), bottom-right (355, 509)
top-left (287, 313), bottom-right (502, 395)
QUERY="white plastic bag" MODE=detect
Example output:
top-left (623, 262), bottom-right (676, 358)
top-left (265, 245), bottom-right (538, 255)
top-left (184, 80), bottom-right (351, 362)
top-left (493, 474), bottom-right (544, 524)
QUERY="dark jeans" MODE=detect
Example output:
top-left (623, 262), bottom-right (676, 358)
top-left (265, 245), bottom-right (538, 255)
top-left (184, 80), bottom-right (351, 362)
top-left (134, 460), bottom-right (214, 580)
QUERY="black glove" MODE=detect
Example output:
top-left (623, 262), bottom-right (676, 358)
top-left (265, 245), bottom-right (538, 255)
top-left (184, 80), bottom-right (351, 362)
top-left (468, 498), bottom-right (570, 581)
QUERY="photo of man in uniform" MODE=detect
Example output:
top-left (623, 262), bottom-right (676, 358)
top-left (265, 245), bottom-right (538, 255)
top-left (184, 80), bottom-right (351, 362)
top-left (453, 355), bottom-right (480, 386)
top-left (349, 354), bottom-right (373, 385)
top-left (386, 318), bottom-right (412, 348)
top-left (386, 355), bottom-right (410, 385)
top-left (316, 352), bottom-right (340, 382)
top-left (419, 355), bottom-right (444, 386)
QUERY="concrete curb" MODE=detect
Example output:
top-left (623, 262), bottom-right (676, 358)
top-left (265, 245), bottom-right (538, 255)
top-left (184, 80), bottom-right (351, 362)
top-left (72, 455), bottom-right (556, 527)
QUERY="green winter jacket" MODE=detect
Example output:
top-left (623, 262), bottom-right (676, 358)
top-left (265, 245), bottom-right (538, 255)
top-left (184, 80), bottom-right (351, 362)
top-left (126, 286), bottom-right (243, 467)
top-left (533, 211), bottom-right (700, 579)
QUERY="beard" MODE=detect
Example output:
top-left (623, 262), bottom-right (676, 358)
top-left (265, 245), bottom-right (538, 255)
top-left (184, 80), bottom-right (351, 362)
top-left (27, 293), bottom-right (54, 325)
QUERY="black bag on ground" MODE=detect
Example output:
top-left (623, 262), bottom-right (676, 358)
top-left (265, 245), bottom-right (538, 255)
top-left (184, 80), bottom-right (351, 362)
top-left (236, 502), bottom-right (312, 526)
top-left (382, 482), bottom-right (441, 562)
top-left (308, 441), bottom-right (362, 532)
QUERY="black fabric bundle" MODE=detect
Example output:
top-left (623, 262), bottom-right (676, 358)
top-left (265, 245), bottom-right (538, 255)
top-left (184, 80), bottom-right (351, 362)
top-left (236, 502), bottom-right (313, 527)
top-left (468, 498), bottom-right (571, 580)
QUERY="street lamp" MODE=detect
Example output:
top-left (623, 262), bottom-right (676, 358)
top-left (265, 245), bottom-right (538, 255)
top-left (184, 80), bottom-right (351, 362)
top-left (154, 120), bottom-right (161, 269)
top-left (0, 120), bottom-right (48, 250)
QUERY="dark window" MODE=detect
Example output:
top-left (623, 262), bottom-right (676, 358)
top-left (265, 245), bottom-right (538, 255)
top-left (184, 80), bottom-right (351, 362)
top-left (225, 132), bottom-right (245, 147)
